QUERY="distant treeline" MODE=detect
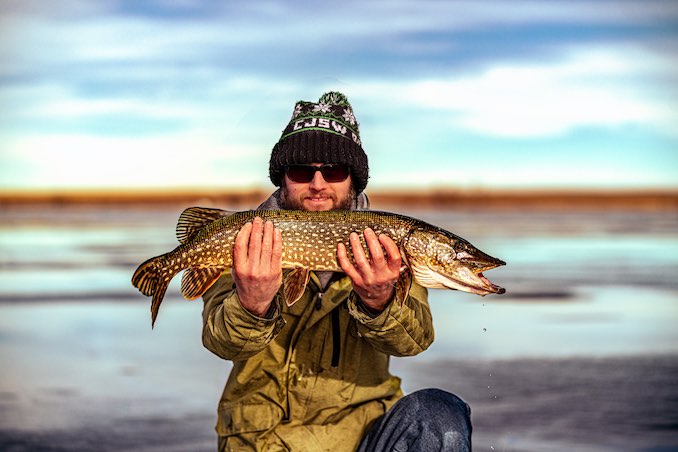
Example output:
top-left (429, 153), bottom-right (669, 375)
top-left (1, 188), bottom-right (676, 211)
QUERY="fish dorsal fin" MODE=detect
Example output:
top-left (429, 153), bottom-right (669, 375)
top-left (176, 207), bottom-right (234, 243)
top-left (283, 267), bottom-right (310, 306)
top-left (180, 267), bottom-right (226, 300)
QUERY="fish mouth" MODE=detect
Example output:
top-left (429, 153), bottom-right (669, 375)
top-left (409, 256), bottom-right (506, 296)
top-left (445, 264), bottom-right (505, 296)
top-left (475, 271), bottom-right (506, 295)
top-left (456, 250), bottom-right (506, 295)
top-left (465, 255), bottom-right (506, 295)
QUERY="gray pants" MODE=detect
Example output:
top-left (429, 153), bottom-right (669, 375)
top-left (358, 389), bottom-right (472, 452)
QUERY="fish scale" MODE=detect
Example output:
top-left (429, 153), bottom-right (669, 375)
top-left (177, 210), bottom-right (412, 269)
top-left (132, 208), bottom-right (506, 327)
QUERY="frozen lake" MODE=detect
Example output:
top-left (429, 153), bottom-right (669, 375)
top-left (1, 204), bottom-right (677, 451)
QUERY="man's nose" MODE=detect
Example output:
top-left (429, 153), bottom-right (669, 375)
top-left (308, 169), bottom-right (328, 189)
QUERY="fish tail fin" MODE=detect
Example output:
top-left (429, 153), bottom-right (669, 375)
top-left (150, 282), bottom-right (169, 329)
top-left (132, 256), bottom-right (171, 328)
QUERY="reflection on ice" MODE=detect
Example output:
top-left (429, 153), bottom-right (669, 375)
top-left (420, 286), bottom-right (678, 360)
top-left (1, 205), bottom-right (677, 451)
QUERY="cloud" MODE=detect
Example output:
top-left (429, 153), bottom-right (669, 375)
top-left (0, 132), bottom-right (269, 188)
top-left (4, 0), bottom-right (677, 74)
top-left (1, 0), bottom-right (677, 189)
top-left (353, 44), bottom-right (678, 138)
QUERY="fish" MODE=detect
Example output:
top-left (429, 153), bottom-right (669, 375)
top-left (132, 207), bottom-right (506, 327)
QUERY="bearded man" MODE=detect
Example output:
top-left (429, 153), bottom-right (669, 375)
top-left (202, 92), bottom-right (472, 451)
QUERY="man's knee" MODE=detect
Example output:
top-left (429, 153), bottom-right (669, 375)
top-left (361, 388), bottom-right (472, 451)
top-left (399, 388), bottom-right (471, 420)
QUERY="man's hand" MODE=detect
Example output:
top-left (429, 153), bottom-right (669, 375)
top-left (337, 228), bottom-right (402, 313)
top-left (232, 217), bottom-right (283, 317)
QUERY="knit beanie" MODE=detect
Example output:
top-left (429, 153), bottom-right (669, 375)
top-left (269, 91), bottom-right (369, 193)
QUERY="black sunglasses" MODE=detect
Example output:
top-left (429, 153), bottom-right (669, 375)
top-left (284, 164), bottom-right (351, 183)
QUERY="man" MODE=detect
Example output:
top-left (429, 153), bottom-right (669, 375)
top-left (202, 92), bottom-right (472, 451)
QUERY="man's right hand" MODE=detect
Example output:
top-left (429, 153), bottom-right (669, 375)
top-left (232, 217), bottom-right (283, 317)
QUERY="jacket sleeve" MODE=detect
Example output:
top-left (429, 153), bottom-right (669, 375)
top-left (201, 273), bottom-right (285, 361)
top-left (347, 282), bottom-right (433, 357)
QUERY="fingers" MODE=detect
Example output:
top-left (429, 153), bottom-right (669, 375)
top-left (248, 217), bottom-right (264, 264)
top-left (232, 218), bottom-right (283, 316)
top-left (260, 220), bottom-right (282, 271)
top-left (233, 221), bottom-right (253, 266)
top-left (261, 219), bottom-right (273, 268)
top-left (349, 231), bottom-right (370, 272)
top-left (336, 228), bottom-right (403, 311)
top-left (350, 229), bottom-right (400, 275)
top-left (338, 229), bottom-right (401, 280)
top-left (271, 227), bottom-right (283, 268)
top-left (378, 233), bottom-right (402, 271)
top-left (337, 241), bottom-right (361, 282)
top-left (364, 228), bottom-right (385, 267)
top-left (234, 218), bottom-right (282, 271)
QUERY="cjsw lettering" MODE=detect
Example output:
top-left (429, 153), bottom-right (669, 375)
top-left (293, 118), bottom-right (347, 135)
top-left (290, 117), bottom-right (361, 145)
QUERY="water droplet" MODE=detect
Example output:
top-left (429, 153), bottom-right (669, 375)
top-left (483, 328), bottom-right (487, 332)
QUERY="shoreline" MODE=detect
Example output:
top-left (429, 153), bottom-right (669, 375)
top-left (1, 188), bottom-right (677, 211)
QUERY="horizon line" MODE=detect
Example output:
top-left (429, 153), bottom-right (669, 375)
top-left (1, 187), bottom-right (676, 211)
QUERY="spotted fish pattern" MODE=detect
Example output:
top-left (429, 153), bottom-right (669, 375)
top-left (132, 207), bottom-right (506, 327)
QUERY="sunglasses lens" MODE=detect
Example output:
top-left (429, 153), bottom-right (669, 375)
top-left (321, 165), bottom-right (349, 182)
top-left (286, 165), bottom-right (316, 183)
top-left (285, 164), bottom-right (350, 183)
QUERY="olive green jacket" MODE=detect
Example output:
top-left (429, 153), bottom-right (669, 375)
top-left (202, 268), bottom-right (432, 451)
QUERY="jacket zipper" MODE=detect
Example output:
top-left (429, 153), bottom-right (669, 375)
top-left (316, 291), bottom-right (340, 368)
top-left (330, 307), bottom-right (340, 368)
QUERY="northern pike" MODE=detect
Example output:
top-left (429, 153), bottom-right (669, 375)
top-left (132, 208), bottom-right (506, 326)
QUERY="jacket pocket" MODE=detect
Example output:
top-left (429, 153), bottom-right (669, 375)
top-left (217, 401), bottom-right (283, 436)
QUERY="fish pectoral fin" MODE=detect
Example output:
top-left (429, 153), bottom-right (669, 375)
top-left (181, 267), bottom-right (226, 300)
top-left (283, 267), bottom-right (310, 307)
top-left (176, 207), bottom-right (235, 243)
top-left (394, 269), bottom-right (413, 307)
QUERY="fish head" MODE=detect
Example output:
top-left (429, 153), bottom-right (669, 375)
top-left (404, 226), bottom-right (506, 296)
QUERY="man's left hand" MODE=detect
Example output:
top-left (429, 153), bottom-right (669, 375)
top-left (337, 228), bottom-right (402, 313)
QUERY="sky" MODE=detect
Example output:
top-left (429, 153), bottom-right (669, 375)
top-left (1, 0), bottom-right (677, 191)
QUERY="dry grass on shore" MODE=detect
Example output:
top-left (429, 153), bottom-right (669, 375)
top-left (1, 188), bottom-right (676, 211)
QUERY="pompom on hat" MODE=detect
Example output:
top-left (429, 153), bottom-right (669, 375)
top-left (269, 91), bottom-right (369, 193)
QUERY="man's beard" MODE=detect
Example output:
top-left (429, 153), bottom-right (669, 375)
top-left (280, 186), bottom-right (356, 211)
